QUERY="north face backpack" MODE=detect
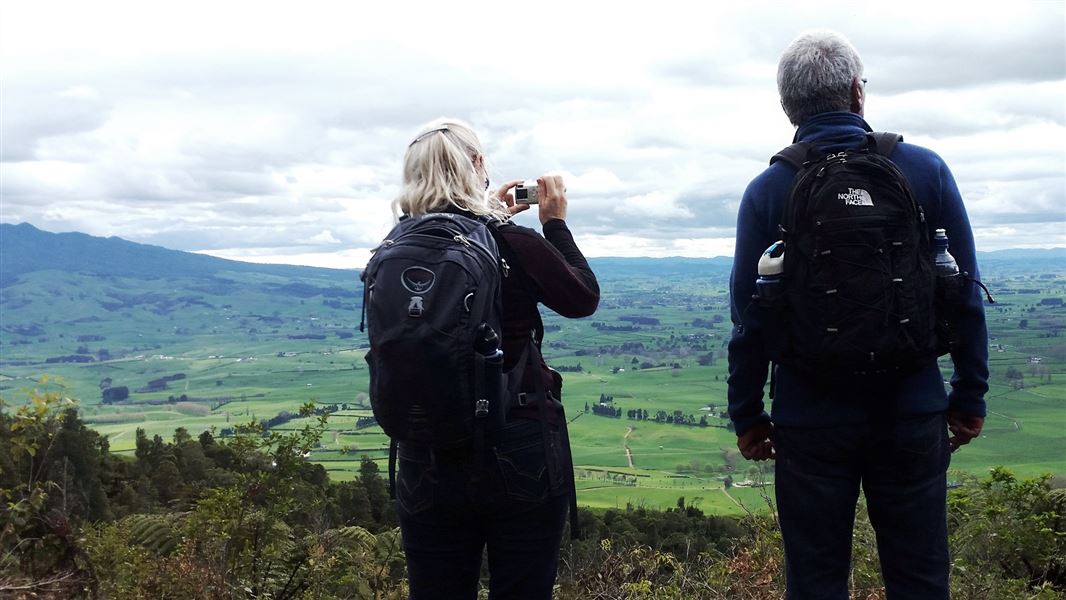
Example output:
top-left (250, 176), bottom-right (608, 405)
top-left (360, 212), bottom-right (508, 448)
top-left (766, 132), bottom-right (945, 376)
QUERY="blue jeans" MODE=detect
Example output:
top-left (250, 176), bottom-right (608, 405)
top-left (774, 413), bottom-right (951, 600)
top-left (396, 418), bottom-right (569, 600)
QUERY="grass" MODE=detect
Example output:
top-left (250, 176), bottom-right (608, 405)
top-left (2, 264), bottom-right (1064, 515)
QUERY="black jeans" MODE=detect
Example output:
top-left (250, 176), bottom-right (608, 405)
top-left (774, 413), bottom-right (951, 600)
top-left (396, 418), bottom-right (569, 600)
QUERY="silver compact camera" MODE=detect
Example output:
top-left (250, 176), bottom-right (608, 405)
top-left (514, 182), bottom-right (538, 205)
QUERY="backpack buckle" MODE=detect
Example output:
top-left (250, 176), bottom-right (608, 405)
top-left (475, 399), bottom-right (489, 417)
top-left (516, 392), bottom-right (530, 407)
top-left (408, 296), bottom-right (424, 317)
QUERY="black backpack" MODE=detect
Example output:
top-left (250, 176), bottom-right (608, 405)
top-left (360, 212), bottom-right (508, 447)
top-left (360, 211), bottom-right (584, 539)
top-left (766, 132), bottom-right (944, 376)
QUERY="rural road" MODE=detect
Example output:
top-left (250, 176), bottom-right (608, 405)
top-left (988, 409), bottom-right (1020, 431)
top-left (624, 426), bottom-right (635, 468)
top-left (720, 486), bottom-right (745, 510)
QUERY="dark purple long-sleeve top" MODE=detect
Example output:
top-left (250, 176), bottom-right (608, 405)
top-left (496, 219), bottom-right (599, 392)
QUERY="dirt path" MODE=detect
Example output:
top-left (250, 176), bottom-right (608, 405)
top-left (106, 427), bottom-right (134, 444)
top-left (720, 486), bottom-right (745, 510)
top-left (624, 426), bottom-right (635, 469)
top-left (988, 410), bottom-right (1020, 431)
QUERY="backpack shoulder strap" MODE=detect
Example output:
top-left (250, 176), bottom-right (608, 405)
top-left (485, 219), bottom-right (519, 266)
top-left (868, 132), bottom-right (902, 157)
top-left (484, 216), bottom-right (513, 233)
top-left (770, 142), bottom-right (814, 169)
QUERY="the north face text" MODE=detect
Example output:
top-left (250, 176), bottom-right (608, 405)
top-left (839, 188), bottom-right (874, 206)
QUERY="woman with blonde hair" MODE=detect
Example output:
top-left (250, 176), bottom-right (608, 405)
top-left (371, 118), bottom-right (598, 599)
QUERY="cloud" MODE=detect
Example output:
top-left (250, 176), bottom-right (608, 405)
top-left (973, 222), bottom-right (1066, 253)
top-left (617, 191), bottom-right (693, 220)
top-left (309, 230), bottom-right (341, 244)
top-left (857, 12), bottom-right (1066, 94)
top-left (196, 247), bottom-right (371, 270)
top-left (1, 1), bottom-right (1063, 267)
top-left (875, 82), bottom-right (1066, 139)
top-left (3, 87), bottom-right (111, 161)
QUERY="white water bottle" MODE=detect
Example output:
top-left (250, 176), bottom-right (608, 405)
top-left (756, 241), bottom-right (785, 307)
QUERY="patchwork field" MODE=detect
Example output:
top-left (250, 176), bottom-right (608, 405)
top-left (2, 251), bottom-right (1064, 515)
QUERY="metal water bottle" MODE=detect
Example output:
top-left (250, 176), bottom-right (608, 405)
top-left (756, 241), bottom-right (786, 307)
top-left (933, 229), bottom-right (959, 276)
top-left (933, 229), bottom-right (963, 305)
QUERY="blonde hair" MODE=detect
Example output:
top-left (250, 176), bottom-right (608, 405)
top-left (394, 118), bottom-right (508, 220)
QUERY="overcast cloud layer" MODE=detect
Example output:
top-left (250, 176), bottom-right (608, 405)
top-left (2, 1), bottom-right (1064, 268)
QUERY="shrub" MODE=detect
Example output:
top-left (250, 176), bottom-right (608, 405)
top-left (949, 467), bottom-right (1066, 597)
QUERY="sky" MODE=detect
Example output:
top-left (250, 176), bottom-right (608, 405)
top-left (2, 1), bottom-right (1064, 269)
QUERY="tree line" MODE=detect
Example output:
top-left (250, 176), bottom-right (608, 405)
top-left (2, 387), bottom-right (1062, 598)
top-left (587, 394), bottom-right (712, 426)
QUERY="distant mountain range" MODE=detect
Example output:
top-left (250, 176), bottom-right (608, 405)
top-left (0, 222), bottom-right (343, 285)
top-left (1, 222), bottom-right (1062, 284)
top-left (975, 247), bottom-right (1066, 260)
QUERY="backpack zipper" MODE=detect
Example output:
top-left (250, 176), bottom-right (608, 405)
top-left (453, 233), bottom-right (500, 269)
top-left (370, 239), bottom-right (394, 254)
top-left (379, 226), bottom-right (501, 272)
top-left (814, 214), bottom-right (898, 233)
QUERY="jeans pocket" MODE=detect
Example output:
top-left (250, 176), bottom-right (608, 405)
top-left (893, 414), bottom-right (950, 481)
top-left (493, 427), bottom-right (564, 503)
top-left (396, 447), bottom-right (437, 516)
top-left (775, 425), bottom-right (859, 479)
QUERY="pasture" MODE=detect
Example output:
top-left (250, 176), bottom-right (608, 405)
top-left (2, 260), bottom-right (1064, 515)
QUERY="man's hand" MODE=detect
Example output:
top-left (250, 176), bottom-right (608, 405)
top-left (737, 423), bottom-right (775, 461)
top-left (947, 411), bottom-right (984, 452)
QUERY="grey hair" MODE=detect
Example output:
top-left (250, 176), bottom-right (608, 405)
top-left (393, 118), bottom-right (508, 221)
top-left (777, 30), bottom-right (864, 126)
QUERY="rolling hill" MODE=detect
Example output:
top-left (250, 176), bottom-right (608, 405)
top-left (1, 222), bottom-right (1063, 512)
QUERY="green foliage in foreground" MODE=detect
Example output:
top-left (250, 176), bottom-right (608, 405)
top-left (1, 388), bottom-right (1063, 599)
top-left (1, 386), bottom-right (398, 599)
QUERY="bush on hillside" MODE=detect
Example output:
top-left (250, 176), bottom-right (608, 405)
top-left (3, 382), bottom-right (1063, 599)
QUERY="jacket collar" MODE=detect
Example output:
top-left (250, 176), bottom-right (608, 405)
top-left (793, 112), bottom-right (874, 152)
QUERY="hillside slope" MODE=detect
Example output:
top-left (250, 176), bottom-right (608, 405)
top-left (0, 222), bottom-right (350, 283)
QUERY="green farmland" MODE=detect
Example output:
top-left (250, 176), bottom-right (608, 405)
top-left (2, 244), bottom-right (1064, 515)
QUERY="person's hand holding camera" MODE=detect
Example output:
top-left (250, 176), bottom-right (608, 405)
top-left (537, 175), bottom-right (567, 225)
top-left (498, 174), bottom-right (567, 224)
top-left (495, 179), bottom-right (530, 217)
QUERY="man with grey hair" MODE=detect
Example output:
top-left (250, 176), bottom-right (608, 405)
top-left (727, 31), bottom-right (988, 598)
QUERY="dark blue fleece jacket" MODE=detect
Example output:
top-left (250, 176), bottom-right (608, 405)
top-left (727, 112), bottom-right (989, 435)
